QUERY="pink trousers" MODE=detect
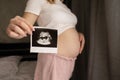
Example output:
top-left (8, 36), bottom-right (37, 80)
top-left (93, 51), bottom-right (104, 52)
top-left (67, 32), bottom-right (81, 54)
top-left (34, 53), bottom-right (76, 80)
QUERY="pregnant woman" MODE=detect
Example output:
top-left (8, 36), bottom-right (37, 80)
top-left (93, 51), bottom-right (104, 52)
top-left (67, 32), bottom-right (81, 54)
top-left (6, 0), bottom-right (85, 80)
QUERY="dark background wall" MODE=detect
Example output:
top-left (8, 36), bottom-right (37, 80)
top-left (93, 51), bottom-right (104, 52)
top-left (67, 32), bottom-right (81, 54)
top-left (0, 0), bottom-right (29, 43)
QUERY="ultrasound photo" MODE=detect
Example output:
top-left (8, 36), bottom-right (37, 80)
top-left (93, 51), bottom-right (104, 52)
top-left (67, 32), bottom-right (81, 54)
top-left (30, 26), bottom-right (58, 53)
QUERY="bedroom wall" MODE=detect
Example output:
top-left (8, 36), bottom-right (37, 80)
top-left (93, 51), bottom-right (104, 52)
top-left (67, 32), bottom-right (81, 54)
top-left (0, 0), bottom-right (29, 43)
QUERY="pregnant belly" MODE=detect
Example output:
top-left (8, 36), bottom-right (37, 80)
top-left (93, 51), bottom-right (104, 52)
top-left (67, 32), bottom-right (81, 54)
top-left (57, 28), bottom-right (80, 58)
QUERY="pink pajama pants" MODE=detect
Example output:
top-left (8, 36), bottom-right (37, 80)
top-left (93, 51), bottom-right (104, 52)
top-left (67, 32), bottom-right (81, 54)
top-left (34, 53), bottom-right (76, 80)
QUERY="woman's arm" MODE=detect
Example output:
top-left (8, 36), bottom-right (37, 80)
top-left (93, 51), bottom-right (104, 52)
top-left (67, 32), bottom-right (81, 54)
top-left (23, 12), bottom-right (38, 25)
top-left (6, 12), bottom-right (38, 39)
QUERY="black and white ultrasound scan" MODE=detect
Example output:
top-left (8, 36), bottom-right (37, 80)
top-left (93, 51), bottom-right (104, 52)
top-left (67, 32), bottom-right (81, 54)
top-left (30, 26), bottom-right (58, 53)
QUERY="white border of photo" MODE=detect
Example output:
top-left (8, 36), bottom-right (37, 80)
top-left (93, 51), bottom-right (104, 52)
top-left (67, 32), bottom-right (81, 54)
top-left (30, 26), bottom-right (58, 54)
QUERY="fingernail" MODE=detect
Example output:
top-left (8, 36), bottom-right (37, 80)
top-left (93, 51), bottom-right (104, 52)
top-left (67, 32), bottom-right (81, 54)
top-left (33, 28), bottom-right (35, 31)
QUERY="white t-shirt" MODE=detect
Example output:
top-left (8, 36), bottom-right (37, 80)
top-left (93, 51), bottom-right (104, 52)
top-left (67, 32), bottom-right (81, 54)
top-left (25, 0), bottom-right (77, 34)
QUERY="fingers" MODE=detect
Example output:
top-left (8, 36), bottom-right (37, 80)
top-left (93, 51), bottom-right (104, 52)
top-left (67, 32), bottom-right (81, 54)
top-left (10, 16), bottom-right (34, 35)
top-left (6, 27), bottom-right (25, 39)
top-left (9, 24), bottom-right (27, 37)
top-left (79, 33), bottom-right (85, 53)
top-left (6, 16), bottom-right (34, 39)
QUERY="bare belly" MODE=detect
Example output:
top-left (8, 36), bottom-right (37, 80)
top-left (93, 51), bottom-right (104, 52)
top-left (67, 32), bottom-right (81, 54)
top-left (57, 28), bottom-right (80, 58)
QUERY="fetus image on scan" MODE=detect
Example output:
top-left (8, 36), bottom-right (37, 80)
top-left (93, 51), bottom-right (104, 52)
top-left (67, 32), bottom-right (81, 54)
top-left (32, 27), bottom-right (57, 48)
top-left (37, 31), bottom-right (52, 45)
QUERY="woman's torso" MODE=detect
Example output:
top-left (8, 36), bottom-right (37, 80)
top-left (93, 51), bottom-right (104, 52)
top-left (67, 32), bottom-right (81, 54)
top-left (37, 0), bottom-right (80, 57)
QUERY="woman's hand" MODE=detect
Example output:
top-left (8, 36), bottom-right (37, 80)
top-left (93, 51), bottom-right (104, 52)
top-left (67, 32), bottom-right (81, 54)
top-left (6, 16), bottom-right (34, 39)
top-left (79, 33), bottom-right (85, 54)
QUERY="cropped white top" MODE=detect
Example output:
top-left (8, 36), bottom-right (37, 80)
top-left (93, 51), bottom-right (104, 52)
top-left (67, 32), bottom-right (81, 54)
top-left (25, 0), bottom-right (77, 35)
